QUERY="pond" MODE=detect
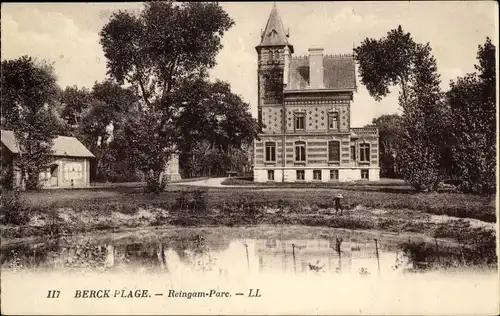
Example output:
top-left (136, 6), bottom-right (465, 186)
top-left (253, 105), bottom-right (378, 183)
top-left (1, 226), bottom-right (498, 315)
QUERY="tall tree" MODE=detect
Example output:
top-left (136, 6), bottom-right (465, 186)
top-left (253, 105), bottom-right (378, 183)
top-left (1, 56), bottom-right (60, 189)
top-left (396, 43), bottom-right (446, 191)
top-left (100, 2), bottom-right (234, 192)
top-left (354, 26), bottom-right (446, 191)
top-left (447, 38), bottom-right (496, 194)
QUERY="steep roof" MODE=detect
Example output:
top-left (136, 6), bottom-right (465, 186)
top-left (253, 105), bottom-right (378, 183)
top-left (256, 3), bottom-right (293, 50)
top-left (287, 54), bottom-right (357, 91)
top-left (1, 130), bottom-right (95, 158)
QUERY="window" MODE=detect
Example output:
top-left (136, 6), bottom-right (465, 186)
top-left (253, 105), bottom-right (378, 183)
top-left (294, 113), bottom-right (305, 130)
top-left (63, 162), bottom-right (83, 180)
top-left (361, 169), bottom-right (369, 180)
top-left (296, 170), bottom-right (305, 181)
top-left (328, 112), bottom-right (339, 130)
top-left (268, 49), bottom-right (279, 63)
top-left (359, 143), bottom-right (370, 162)
top-left (328, 141), bottom-right (340, 162)
top-left (350, 145), bottom-right (356, 162)
top-left (295, 141), bottom-right (306, 162)
top-left (267, 170), bottom-right (275, 181)
top-left (265, 142), bottom-right (276, 162)
top-left (330, 169), bottom-right (339, 180)
top-left (313, 170), bottom-right (322, 180)
top-left (273, 50), bottom-right (280, 62)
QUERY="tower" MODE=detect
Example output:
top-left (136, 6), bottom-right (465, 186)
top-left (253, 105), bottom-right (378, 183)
top-left (255, 3), bottom-right (293, 125)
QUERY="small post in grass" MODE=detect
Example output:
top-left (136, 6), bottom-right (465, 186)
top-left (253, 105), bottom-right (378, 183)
top-left (374, 238), bottom-right (380, 276)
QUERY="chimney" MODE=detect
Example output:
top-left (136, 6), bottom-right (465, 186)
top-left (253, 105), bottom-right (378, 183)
top-left (308, 47), bottom-right (324, 89)
top-left (283, 45), bottom-right (291, 87)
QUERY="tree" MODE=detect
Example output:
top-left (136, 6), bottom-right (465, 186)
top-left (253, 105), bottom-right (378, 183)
top-left (354, 26), bottom-right (446, 191)
top-left (1, 56), bottom-right (60, 189)
top-left (100, 2), bottom-right (234, 192)
top-left (60, 80), bottom-right (140, 182)
top-left (60, 86), bottom-right (93, 126)
top-left (447, 38), bottom-right (496, 194)
top-left (372, 114), bottom-right (403, 178)
top-left (175, 78), bottom-right (262, 177)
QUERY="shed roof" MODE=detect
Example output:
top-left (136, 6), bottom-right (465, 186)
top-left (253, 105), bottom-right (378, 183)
top-left (1, 130), bottom-right (95, 158)
top-left (287, 54), bottom-right (357, 91)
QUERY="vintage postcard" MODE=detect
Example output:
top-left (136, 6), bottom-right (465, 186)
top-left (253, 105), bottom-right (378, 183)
top-left (1, 1), bottom-right (499, 315)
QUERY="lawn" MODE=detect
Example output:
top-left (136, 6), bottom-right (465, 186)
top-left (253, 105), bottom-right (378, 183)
top-left (222, 176), bottom-right (410, 187)
top-left (14, 181), bottom-right (497, 223)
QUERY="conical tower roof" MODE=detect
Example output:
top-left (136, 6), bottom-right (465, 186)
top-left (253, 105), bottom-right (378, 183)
top-left (256, 3), bottom-right (293, 52)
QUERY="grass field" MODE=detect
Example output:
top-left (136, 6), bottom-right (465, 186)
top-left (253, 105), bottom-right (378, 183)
top-left (222, 176), bottom-right (410, 187)
top-left (15, 181), bottom-right (496, 223)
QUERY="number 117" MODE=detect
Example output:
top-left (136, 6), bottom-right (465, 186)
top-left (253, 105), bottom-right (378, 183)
top-left (47, 290), bottom-right (60, 298)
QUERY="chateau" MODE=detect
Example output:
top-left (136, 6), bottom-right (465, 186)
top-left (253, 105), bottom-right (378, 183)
top-left (253, 4), bottom-right (380, 182)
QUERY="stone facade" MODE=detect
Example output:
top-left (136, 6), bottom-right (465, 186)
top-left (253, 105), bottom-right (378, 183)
top-left (253, 4), bottom-right (379, 182)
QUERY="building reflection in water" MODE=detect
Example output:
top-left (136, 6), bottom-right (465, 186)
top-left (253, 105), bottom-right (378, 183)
top-left (2, 236), bottom-right (407, 276)
top-left (254, 238), bottom-right (398, 276)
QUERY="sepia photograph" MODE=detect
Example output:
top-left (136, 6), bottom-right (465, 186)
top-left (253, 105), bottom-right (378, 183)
top-left (1, 1), bottom-right (499, 315)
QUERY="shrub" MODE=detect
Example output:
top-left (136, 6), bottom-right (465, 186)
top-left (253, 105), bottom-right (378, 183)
top-left (0, 190), bottom-right (31, 225)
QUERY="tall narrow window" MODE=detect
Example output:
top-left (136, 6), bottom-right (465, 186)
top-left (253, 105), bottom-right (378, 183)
top-left (267, 170), bottom-right (275, 181)
top-left (328, 112), bottom-right (339, 130)
top-left (295, 141), bottom-right (306, 162)
top-left (330, 169), bottom-right (339, 180)
top-left (265, 142), bottom-right (276, 162)
top-left (328, 141), bottom-right (340, 162)
top-left (359, 143), bottom-right (370, 162)
top-left (361, 169), bottom-right (369, 180)
top-left (313, 170), bottom-right (322, 180)
top-left (294, 113), bottom-right (305, 130)
top-left (350, 145), bottom-right (356, 162)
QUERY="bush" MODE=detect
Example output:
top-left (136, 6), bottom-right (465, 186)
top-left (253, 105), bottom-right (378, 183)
top-left (0, 190), bottom-right (31, 225)
top-left (145, 173), bottom-right (168, 193)
top-left (0, 168), bottom-right (14, 189)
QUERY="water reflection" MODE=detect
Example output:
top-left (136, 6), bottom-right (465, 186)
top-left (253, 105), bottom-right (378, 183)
top-left (1, 233), bottom-right (413, 276)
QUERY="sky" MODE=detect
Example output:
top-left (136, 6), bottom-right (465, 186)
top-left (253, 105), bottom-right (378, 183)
top-left (1, 2), bottom-right (497, 127)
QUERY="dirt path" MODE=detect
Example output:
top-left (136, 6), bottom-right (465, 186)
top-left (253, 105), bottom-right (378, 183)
top-left (176, 177), bottom-right (336, 191)
top-left (176, 177), bottom-right (247, 188)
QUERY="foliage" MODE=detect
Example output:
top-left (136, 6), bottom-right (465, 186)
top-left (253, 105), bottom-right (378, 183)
top-left (446, 38), bottom-right (496, 194)
top-left (176, 79), bottom-right (261, 177)
top-left (99, 2), bottom-right (234, 191)
top-left (372, 114), bottom-right (403, 178)
top-left (0, 190), bottom-right (31, 225)
top-left (80, 80), bottom-right (139, 182)
top-left (1, 56), bottom-right (60, 189)
top-left (60, 86), bottom-right (93, 126)
top-left (355, 26), bottom-right (446, 191)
